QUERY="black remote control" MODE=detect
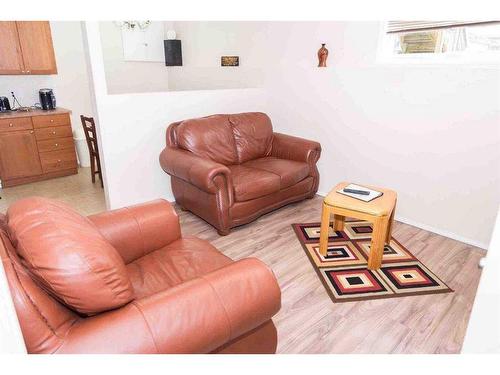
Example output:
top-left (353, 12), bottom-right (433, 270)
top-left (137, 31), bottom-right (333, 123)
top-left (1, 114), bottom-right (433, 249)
top-left (343, 188), bottom-right (370, 196)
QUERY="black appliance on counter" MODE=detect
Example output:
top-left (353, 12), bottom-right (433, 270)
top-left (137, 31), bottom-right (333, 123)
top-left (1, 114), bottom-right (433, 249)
top-left (0, 96), bottom-right (11, 112)
top-left (39, 88), bottom-right (56, 110)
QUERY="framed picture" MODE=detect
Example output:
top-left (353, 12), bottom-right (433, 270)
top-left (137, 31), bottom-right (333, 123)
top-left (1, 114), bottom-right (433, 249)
top-left (221, 56), bottom-right (239, 66)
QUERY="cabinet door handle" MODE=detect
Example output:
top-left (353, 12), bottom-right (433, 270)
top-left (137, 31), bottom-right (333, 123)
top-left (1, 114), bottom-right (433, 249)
top-left (26, 70), bottom-right (30, 73)
top-left (30, 131), bottom-right (34, 134)
top-left (9, 123), bottom-right (13, 127)
top-left (52, 131), bottom-right (56, 135)
top-left (55, 143), bottom-right (59, 147)
top-left (50, 119), bottom-right (54, 123)
top-left (57, 159), bottom-right (61, 163)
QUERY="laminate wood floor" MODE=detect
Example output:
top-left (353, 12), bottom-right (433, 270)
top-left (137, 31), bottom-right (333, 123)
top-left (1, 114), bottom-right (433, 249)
top-left (176, 196), bottom-right (486, 354)
top-left (0, 177), bottom-right (485, 353)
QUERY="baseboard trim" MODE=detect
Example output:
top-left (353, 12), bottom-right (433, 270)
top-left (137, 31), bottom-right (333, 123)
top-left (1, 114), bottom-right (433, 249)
top-left (395, 215), bottom-right (488, 250)
top-left (316, 191), bottom-right (489, 250)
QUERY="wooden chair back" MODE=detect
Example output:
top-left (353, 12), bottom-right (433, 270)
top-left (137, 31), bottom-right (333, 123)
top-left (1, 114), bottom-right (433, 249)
top-left (80, 115), bottom-right (99, 157)
top-left (80, 115), bottom-right (103, 187)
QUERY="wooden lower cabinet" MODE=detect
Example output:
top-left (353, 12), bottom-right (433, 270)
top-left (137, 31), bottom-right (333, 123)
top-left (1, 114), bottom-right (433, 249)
top-left (39, 148), bottom-right (77, 173)
top-left (36, 137), bottom-right (74, 153)
top-left (0, 130), bottom-right (42, 180)
top-left (0, 108), bottom-right (78, 188)
top-left (34, 125), bottom-right (73, 141)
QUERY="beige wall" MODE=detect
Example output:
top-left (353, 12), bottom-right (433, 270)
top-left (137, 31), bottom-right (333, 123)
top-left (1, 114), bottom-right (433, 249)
top-left (0, 22), bottom-right (94, 136)
top-left (99, 22), bottom-right (170, 94)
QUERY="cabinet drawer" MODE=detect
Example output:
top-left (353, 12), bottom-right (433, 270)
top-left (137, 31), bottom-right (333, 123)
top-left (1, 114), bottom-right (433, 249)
top-left (32, 113), bottom-right (71, 129)
top-left (35, 125), bottom-right (72, 140)
top-left (39, 149), bottom-right (77, 173)
top-left (0, 117), bottom-right (33, 132)
top-left (37, 136), bottom-right (74, 153)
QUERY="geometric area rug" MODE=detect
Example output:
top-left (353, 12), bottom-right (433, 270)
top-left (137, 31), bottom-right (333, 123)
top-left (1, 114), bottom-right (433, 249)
top-left (292, 219), bottom-right (453, 303)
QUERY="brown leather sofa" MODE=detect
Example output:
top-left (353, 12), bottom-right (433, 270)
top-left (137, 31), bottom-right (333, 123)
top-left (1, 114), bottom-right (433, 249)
top-left (0, 197), bottom-right (281, 354)
top-left (160, 112), bottom-right (321, 235)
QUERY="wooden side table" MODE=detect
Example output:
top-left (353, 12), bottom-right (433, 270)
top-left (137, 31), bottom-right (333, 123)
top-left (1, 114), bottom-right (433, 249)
top-left (319, 182), bottom-right (397, 270)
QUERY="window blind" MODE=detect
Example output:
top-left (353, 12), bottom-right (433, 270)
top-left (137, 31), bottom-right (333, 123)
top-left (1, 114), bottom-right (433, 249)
top-left (386, 21), bottom-right (499, 34)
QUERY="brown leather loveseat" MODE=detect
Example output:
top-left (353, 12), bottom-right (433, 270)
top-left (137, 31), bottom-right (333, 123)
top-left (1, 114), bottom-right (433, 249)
top-left (0, 197), bottom-right (281, 353)
top-left (160, 112), bottom-right (321, 235)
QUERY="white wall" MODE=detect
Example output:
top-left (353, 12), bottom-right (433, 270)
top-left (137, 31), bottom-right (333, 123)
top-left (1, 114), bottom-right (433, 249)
top-left (85, 22), bottom-right (268, 209)
top-left (88, 21), bottom-right (499, 247)
top-left (259, 22), bottom-right (500, 248)
top-left (167, 21), bottom-right (266, 91)
top-left (100, 21), bottom-right (266, 93)
top-left (462, 205), bottom-right (500, 352)
top-left (99, 22), bottom-right (170, 94)
top-left (0, 22), bottom-right (94, 138)
top-left (0, 258), bottom-right (26, 353)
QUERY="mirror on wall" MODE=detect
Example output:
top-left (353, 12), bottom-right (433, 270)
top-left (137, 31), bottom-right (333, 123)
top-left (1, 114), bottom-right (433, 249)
top-left (99, 21), bottom-right (267, 94)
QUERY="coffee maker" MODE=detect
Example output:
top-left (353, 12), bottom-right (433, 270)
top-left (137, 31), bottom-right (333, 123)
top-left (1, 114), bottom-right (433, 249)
top-left (39, 89), bottom-right (56, 110)
top-left (0, 96), bottom-right (11, 112)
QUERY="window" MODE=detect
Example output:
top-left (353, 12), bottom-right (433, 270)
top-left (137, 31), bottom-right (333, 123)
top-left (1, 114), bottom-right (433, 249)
top-left (378, 21), bottom-right (500, 64)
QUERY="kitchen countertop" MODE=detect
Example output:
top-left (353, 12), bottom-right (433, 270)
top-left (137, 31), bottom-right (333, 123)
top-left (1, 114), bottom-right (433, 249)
top-left (0, 107), bottom-right (72, 119)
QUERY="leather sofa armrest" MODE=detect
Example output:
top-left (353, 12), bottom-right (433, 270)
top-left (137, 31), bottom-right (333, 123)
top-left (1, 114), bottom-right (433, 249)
top-left (271, 132), bottom-right (321, 166)
top-left (55, 258), bottom-right (281, 354)
top-left (88, 199), bottom-right (181, 264)
top-left (159, 147), bottom-right (233, 205)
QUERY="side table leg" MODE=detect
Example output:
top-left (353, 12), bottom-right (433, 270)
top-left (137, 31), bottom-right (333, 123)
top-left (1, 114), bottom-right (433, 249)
top-left (368, 218), bottom-right (387, 270)
top-left (333, 214), bottom-right (345, 231)
top-left (319, 203), bottom-right (331, 256)
top-left (386, 201), bottom-right (396, 245)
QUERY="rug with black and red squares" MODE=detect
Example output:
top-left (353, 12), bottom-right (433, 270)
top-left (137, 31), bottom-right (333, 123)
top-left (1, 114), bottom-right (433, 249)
top-left (292, 219), bottom-right (453, 303)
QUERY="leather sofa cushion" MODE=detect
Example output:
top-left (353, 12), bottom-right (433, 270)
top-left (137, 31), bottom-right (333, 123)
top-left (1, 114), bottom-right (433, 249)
top-left (229, 112), bottom-right (273, 163)
top-left (127, 236), bottom-right (233, 299)
top-left (177, 115), bottom-right (238, 165)
top-left (244, 157), bottom-right (310, 189)
top-left (6, 197), bottom-right (134, 315)
top-left (228, 165), bottom-right (281, 202)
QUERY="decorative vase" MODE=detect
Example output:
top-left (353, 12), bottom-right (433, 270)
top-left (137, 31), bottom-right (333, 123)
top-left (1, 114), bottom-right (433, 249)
top-left (317, 43), bottom-right (328, 67)
top-left (166, 30), bottom-right (177, 40)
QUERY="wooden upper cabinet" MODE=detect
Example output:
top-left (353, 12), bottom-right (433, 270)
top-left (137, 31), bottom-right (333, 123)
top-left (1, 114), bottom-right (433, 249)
top-left (16, 21), bottom-right (57, 74)
top-left (0, 22), bottom-right (25, 74)
top-left (0, 21), bottom-right (57, 75)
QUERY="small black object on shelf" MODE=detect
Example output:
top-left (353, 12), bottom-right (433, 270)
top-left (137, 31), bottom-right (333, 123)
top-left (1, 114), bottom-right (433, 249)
top-left (164, 40), bottom-right (182, 66)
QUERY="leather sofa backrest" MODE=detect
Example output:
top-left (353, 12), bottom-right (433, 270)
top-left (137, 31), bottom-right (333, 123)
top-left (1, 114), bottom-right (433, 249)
top-left (229, 112), bottom-right (273, 163)
top-left (176, 114), bottom-right (238, 165)
top-left (173, 112), bottom-right (274, 165)
top-left (6, 197), bottom-right (134, 315)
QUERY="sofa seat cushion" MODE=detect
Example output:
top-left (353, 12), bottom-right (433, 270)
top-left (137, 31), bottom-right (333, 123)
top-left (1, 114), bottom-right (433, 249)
top-left (228, 165), bottom-right (281, 202)
top-left (127, 236), bottom-right (232, 299)
top-left (243, 157), bottom-right (310, 189)
top-left (6, 197), bottom-right (134, 315)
